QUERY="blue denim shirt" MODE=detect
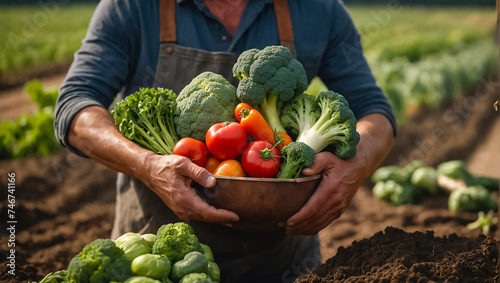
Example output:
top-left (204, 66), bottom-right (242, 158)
top-left (55, 0), bottom-right (396, 155)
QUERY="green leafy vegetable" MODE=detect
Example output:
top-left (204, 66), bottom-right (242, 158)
top-left (411, 167), bottom-right (439, 194)
top-left (124, 276), bottom-right (163, 283)
top-left (448, 185), bottom-right (498, 213)
top-left (131, 254), bottom-right (171, 280)
top-left (233, 45), bottom-right (308, 134)
top-left (111, 87), bottom-right (178, 155)
top-left (179, 273), bottom-right (215, 283)
top-left (171, 251), bottom-right (209, 282)
top-left (152, 222), bottom-right (204, 263)
top-left (281, 91), bottom-right (360, 159)
top-left (114, 232), bottom-right (151, 261)
top-left (67, 239), bottom-right (132, 283)
top-left (174, 71), bottom-right (239, 142)
top-left (276, 142), bottom-right (315, 179)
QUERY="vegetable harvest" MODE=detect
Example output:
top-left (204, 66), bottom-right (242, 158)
top-left (111, 45), bottom-right (363, 179)
top-left (35, 222), bottom-right (222, 283)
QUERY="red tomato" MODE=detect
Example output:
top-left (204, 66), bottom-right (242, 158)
top-left (172, 137), bottom-right (208, 167)
top-left (205, 122), bottom-right (248, 160)
top-left (241, 141), bottom-right (281, 178)
top-left (213, 159), bottom-right (246, 177)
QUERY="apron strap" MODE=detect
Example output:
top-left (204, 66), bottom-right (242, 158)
top-left (159, 0), bottom-right (176, 43)
top-left (273, 0), bottom-right (296, 57)
top-left (159, 0), bottom-right (296, 57)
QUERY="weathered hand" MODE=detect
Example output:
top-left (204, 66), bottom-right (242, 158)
top-left (284, 151), bottom-right (366, 235)
top-left (141, 153), bottom-right (240, 224)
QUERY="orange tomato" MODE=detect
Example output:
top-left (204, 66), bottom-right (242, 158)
top-left (204, 156), bottom-right (221, 174)
top-left (213, 159), bottom-right (246, 177)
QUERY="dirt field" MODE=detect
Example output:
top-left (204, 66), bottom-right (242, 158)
top-left (0, 75), bottom-right (498, 282)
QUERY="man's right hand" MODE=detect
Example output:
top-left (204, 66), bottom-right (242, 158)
top-left (68, 106), bottom-right (239, 225)
top-left (141, 153), bottom-right (240, 224)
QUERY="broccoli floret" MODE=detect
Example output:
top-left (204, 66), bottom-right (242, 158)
top-left (152, 222), bottom-right (204, 263)
top-left (282, 91), bottom-right (360, 159)
top-left (280, 93), bottom-right (321, 137)
top-left (174, 71), bottom-right (238, 142)
top-left (111, 87), bottom-right (178, 155)
top-left (277, 142), bottom-right (316, 179)
top-left (67, 239), bottom-right (132, 283)
top-left (233, 46), bottom-right (308, 134)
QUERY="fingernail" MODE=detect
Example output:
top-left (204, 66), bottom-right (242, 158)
top-left (288, 221), bottom-right (295, 226)
top-left (277, 222), bottom-right (285, 227)
top-left (222, 223), bottom-right (232, 227)
top-left (206, 176), bottom-right (215, 186)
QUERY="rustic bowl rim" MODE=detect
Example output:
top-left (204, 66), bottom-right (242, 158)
top-left (214, 174), bottom-right (321, 183)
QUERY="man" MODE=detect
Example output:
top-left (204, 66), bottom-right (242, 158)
top-left (55, 0), bottom-right (396, 282)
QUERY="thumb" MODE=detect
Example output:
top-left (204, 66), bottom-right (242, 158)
top-left (302, 152), bottom-right (336, 175)
top-left (182, 161), bottom-right (216, 188)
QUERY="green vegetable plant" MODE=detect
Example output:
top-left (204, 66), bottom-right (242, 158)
top-left (131, 254), bottom-right (171, 280)
top-left (124, 276), bottom-right (163, 283)
top-left (467, 211), bottom-right (498, 235)
top-left (114, 232), bottom-right (151, 261)
top-left (410, 167), bottom-right (440, 194)
top-left (152, 222), bottom-right (205, 263)
top-left (199, 243), bottom-right (214, 262)
top-left (67, 239), bottom-right (132, 283)
top-left (437, 160), bottom-right (499, 192)
top-left (281, 91), bottom-right (360, 159)
top-left (233, 45), bottom-right (308, 134)
top-left (371, 161), bottom-right (424, 206)
top-left (37, 270), bottom-right (68, 283)
top-left (179, 273), bottom-right (215, 283)
top-left (111, 87), bottom-right (178, 155)
top-left (174, 71), bottom-right (239, 142)
top-left (448, 185), bottom-right (498, 213)
top-left (171, 251), bottom-right (209, 282)
top-left (276, 142), bottom-right (316, 179)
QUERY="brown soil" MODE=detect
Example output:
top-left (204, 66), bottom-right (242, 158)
top-left (0, 75), bottom-right (498, 282)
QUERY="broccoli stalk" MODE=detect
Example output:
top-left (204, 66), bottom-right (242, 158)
top-left (111, 87), bottom-right (178, 155)
top-left (277, 142), bottom-right (316, 179)
top-left (281, 91), bottom-right (360, 159)
top-left (233, 46), bottom-right (308, 134)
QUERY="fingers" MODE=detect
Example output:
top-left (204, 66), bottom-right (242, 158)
top-left (302, 152), bottom-right (337, 176)
top-left (173, 157), bottom-right (216, 188)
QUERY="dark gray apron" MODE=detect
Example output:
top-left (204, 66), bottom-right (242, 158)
top-left (111, 0), bottom-right (320, 282)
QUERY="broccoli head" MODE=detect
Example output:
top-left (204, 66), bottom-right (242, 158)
top-left (284, 91), bottom-right (360, 159)
top-left (67, 239), bottom-right (132, 283)
top-left (174, 72), bottom-right (238, 142)
top-left (152, 222), bottom-right (204, 263)
top-left (277, 142), bottom-right (316, 179)
top-left (233, 46), bottom-right (308, 134)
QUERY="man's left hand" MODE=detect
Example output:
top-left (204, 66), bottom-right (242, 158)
top-left (284, 151), bottom-right (367, 235)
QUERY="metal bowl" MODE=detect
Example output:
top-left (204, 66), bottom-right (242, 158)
top-left (195, 174), bottom-right (321, 231)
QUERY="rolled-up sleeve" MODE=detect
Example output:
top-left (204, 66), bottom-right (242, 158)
top-left (54, 0), bottom-right (133, 156)
top-left (318, 1), bottom-right (397, 135)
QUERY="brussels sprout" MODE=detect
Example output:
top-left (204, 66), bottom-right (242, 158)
top-left (124, 276), bottom-right (162, 283)
top-left (131, 254), bottom-right (171, 280)
top-left (141, 233), bottom-right (156, 248)
top-left (115, 232), bottom-right (151, 261)
top-left (199, 243), bottom-right (214, 262)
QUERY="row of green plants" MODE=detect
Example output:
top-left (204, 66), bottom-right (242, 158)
top-left (0, 81), bottom-right (61, 159)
